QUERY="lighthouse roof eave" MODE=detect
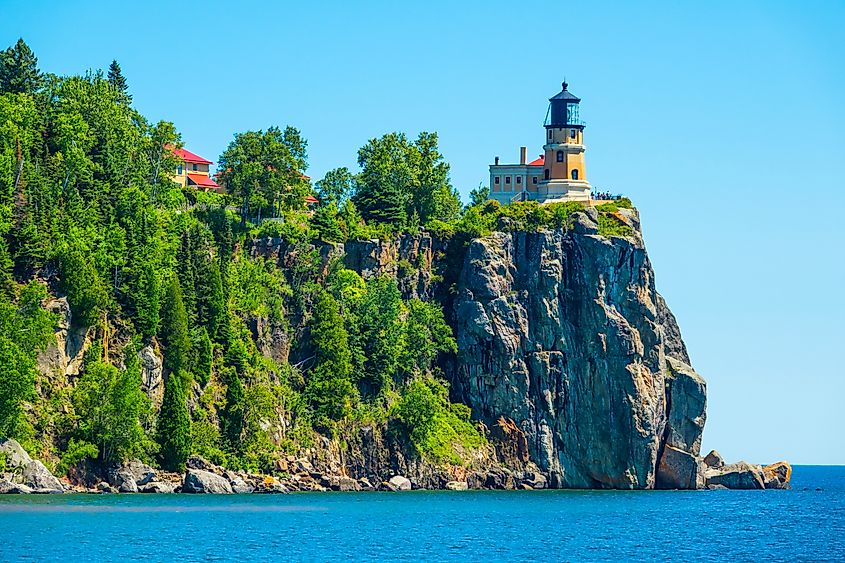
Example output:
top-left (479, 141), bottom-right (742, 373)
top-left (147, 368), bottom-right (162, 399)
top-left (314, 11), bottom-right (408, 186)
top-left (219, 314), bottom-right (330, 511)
top-left (549, 81), bottom-right (581, 102)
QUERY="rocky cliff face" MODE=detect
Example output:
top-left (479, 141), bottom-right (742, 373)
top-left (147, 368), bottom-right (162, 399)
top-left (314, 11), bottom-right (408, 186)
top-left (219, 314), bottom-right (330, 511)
top-left (450, 208), bottom-right (707, 489)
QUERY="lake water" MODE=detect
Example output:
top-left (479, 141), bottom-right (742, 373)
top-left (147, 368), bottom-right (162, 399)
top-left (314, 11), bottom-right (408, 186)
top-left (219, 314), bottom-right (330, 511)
top-left (1, 466), bottom-right (842, 562)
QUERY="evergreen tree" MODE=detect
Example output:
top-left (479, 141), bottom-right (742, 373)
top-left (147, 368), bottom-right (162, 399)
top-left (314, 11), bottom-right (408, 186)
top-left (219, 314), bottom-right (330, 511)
top-left (156, 371), bottom-right (191, 471)
top-left (190, 326), bottom-right (213, 386)
top-left (315, 167), bottom-right (354, 206)
top-left (196, 257), bottom-right (226, 340)
top-left (159, 276), bottom-right (191, 377)
top-left (311, 202), bottom-right (345, 243)
top-left (305, 290), bottom-right (356, 429)
top-left (221, 366), bottom-right (244, 446)
top-left (107, 60), bottom-right (131, 103)
top-left (0, 39), bottom-right (42, 94)
top-left (133, 260), bottom-right (160, 340)
top-left (350, 276), bottom-right (403, 395)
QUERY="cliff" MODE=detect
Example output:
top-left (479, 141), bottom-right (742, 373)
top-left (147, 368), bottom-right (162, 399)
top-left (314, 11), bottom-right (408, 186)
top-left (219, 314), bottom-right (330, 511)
top-left (7, 208), bottom-right (789, 494)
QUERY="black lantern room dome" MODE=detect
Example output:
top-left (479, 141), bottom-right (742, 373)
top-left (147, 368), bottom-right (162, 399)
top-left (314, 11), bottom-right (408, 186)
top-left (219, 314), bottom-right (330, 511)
top-left (545, 81), bottom-right (585, 129)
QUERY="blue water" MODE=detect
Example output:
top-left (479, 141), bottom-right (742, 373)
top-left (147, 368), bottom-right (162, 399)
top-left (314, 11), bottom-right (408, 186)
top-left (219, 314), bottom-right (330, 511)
top-left (1, 466), bottom-right (843, 562)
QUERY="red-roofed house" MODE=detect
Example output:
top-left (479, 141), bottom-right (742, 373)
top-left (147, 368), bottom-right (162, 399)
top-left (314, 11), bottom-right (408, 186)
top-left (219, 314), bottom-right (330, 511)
top-left (171, 147), bottom-right (222, 192)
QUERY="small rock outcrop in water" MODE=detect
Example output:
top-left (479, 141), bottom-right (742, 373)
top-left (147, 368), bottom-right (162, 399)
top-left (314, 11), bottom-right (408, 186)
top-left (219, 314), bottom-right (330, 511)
top-left (182, 469), bottom-right (234, 494)
top-left (0, 439), bottom-right (64, 493)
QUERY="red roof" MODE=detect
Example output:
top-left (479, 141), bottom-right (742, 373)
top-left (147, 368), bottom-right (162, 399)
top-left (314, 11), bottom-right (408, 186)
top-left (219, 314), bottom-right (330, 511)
top-left (304, 195), bottom-right (319, 204)
top-left (172, 147), bottom-right (212, 165)
top-left (187, 173), bottom-right (219, 188)
top-left (527, 155), bottom-right (545, 166)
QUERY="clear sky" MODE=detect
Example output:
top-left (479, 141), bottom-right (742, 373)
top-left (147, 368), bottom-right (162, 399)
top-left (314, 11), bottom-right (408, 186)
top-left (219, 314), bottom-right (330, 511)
top-left (2, 0), bottom-right (843, 464)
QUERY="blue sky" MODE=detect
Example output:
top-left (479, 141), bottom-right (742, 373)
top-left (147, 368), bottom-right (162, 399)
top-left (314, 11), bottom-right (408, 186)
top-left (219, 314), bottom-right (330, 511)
top-left (2, 0), bottom-right (843, 464)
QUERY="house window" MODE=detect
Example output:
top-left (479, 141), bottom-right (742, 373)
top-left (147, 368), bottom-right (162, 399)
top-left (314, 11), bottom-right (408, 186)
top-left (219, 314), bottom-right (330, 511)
top-left (544, 169), bottom-right (550, 180)
top-left (505, 176), bottom-right (511, 184)
top-left (192, 163), bottom-right (198, 171)
top-left (177, 165), bottom-right (183, 175)
top-left (556, 150), bottom-right (564, 162)
top-left (516, 176), bottom-right (522, 185)
top-left (571, 169), bottom-right (579, 180)
top-left (532, 177), bottom-right (538, 184)
top-left (570, 129), bottom-right (576, 139)
top-left (494, 176), bottom-right (500, 185)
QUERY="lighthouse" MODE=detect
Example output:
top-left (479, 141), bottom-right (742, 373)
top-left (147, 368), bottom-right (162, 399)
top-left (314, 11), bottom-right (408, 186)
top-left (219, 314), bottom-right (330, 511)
top-left (489, 81), bottom-right (592, 204)
top-left (540, 81), bottom-right (591, 201)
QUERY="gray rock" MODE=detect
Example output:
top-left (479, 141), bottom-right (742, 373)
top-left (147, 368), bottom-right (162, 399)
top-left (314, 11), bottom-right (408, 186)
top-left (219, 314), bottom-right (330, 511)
top-left (703, 450), bottom-right (725, 469)
top-left (108, 460), bottom-right (156, 493)
top-left (96, 482), bottom-right (117, 493)
top-left (656, 445), bottom-right (702, 489)
top-left (21, 461), bottom-right (64, 493)
top-left (230, 476), bottom-right (254, 494)
top-left (664, 358), bottom-right (707, 456)
top-left (0, 438), bottom-right (32, 468)
top-left (705, 462), bottom-right (765, 490)
top-left (0, 478), bottom-right (32, 494)
top-left (139, 481), bottom-right (176, 494)
top-left (451, 225), bottom-right (707, 489)
top-left (762, 462), bottom-right (791, 489)
top-left (387, 475), bottom-right (412, 491)
top-left (183, 469), bottom-right (233, 494)
top-left (445, 481), bottom-right (468, 491)
top-left (139, 346), bottom-right (164, 408)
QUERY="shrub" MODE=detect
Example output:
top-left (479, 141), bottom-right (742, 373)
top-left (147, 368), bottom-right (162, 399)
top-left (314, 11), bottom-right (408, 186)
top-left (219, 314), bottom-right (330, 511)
top-left (56, 439), bottom-right (98, 476)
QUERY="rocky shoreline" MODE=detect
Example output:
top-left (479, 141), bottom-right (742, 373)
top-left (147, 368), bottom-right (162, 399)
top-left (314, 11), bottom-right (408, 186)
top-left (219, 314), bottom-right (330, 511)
top-left (1, 438), bottom-right (790, 495)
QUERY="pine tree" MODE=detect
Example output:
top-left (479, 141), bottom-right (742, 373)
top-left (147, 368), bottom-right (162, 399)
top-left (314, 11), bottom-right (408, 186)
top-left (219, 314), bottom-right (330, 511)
top-left (196, 258), bottom-right (225, 341)
top-left (190, 327), bottom-right (213, 386)
top-left (305, 290), bottom-right (356, 428)
top-left (311, 202), bottom-right (345, 243)
top-left (0, 39), bottom-right (42, 94)
top-left (107, 60), bottom-right (131, 103)
top-left (159, 277), bottom-right (191, 377)
top-left (133, 260), bottom-right (160, 340)
top-left (156, 371), bottom-right (191, 471)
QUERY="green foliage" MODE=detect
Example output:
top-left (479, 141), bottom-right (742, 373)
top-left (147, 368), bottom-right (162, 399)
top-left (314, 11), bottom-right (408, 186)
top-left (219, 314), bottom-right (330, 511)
top-left (71, 346), bottom-right (152, 464)
top-left (597, 213), bottom-right (634, 238)
top-left (305, 290), bottom-right (357, 431)
top-left (217, 126), bottom-right (309, 221)
top-left (468, 184), bottom-right (491, 207)
top-left (350, 276), bottom-right (403, 396)
top-left (159, 276), bottom-right (192, 378)
top-left (190, 327), bottom-right (213, 386)
top-left (156, 371), bottom-right (191, 471)
top-left (392, 377), bottom-right (485, 465)
top-left (58, 245), bottom-right (110, 327)
top-left (0, 281), bottom-right (56, 440)
top-left (106, 60), bottom-right (131, 104)
top-left (315, 167), bottom-right (354, 206)
top-left (399, 299), bottom-right (456, 380)
top-left (0, 39), bottom-right (42, 95)
top-left (56, 439), bottom-right (98, 477)
top-left (353, 131), bottom-right (461, 228)
top-left (311, 202), bottom-right (345, 243)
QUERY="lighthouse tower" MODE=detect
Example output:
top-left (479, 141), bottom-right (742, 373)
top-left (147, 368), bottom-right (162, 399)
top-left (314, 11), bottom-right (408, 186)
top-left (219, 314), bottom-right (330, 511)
top-left (539, 81), bottom-right (592, 201)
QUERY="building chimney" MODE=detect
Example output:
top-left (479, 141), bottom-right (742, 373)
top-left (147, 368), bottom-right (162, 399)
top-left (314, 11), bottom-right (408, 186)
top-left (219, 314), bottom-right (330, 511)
top-left (494, 156), bottom-right (500, 165)
top-left (519, 147), bottom-right (527, 165)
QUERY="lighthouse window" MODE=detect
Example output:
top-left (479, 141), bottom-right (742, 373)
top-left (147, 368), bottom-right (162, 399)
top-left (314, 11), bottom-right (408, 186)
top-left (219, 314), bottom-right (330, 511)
top-left (570, 129), bottom-right (576, 139)
top-left (494, 176), bottom-right (500, 185)
top-left (544, 169), bottom-right (550, 180)
top-left (505, 176), bottom-right (511, 185)
top-left (532, 177), bottom-right (538, 184)
top-left (556, 150), bottom-right (564, 162)
top-left (516, 176), bottom-right (522, 185)
top-left (548, 130), bottom-right (553, 140)
top-left (571, 169), bottom-right (579, 180)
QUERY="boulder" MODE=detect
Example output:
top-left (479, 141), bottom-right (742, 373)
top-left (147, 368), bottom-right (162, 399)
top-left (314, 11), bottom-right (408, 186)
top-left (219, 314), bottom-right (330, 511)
top-left (445, 481), bottom-right (468, 491)
top-left (335, 476), bottom-right (360, 492)
top-left (664, 358), bottom-right (707, 456)
top-left (762, 462), bottom-right (792, 489)
top-left (0, 478), bottom-right (32, 494)
top-left (21, 461), bottom-right (64, 493)
top-left (139, 481), bottom-right (176, 494)
top-left (703, 450), bottom-right (725, 469)
top-left (386, 475), bottom-right (412, 491)
top-left (656, 445), bottom-right (702, 489)
top-left (96, 482), bottom-right (117, 493)
top-left (230, 476), bottom-right (254, 494)
top-left (108, 460), bottom-right (156, 492)
top-left (705, 461), bottom-right (765, 490)
top-left (358, 477), bottom-right (374, 491)
top-left (0, 438), bottom-right (32, 468)
top-left (182, 469), bottom-right (233, 494)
